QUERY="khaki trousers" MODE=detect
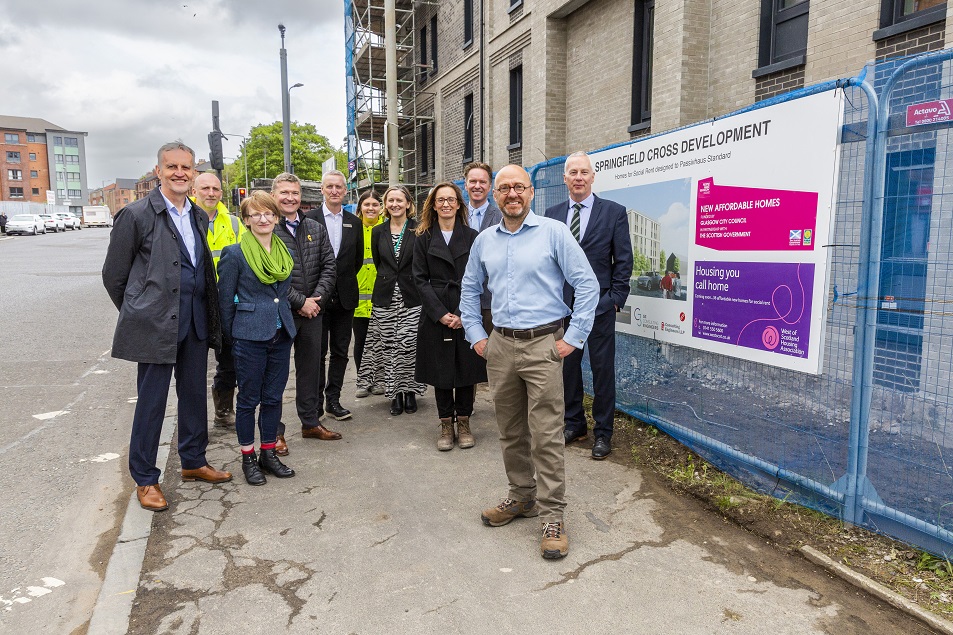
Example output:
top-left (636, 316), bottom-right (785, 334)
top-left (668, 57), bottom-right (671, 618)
top-left (486, 329), bottom-right (566, 522)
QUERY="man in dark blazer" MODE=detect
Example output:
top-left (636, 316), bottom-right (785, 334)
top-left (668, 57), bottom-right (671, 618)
top-left (306, 170), bottom-right (364, 421)
top-left (544, 151), bottom-right (633, 460)
top-left (464, 161), bottom-right (502, 334)
top-left (103, 142), bottom-right (232, 512)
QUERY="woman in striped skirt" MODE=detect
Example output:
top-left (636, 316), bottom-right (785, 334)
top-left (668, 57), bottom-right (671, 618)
top-left (356, 185), bottom-right (427, 415)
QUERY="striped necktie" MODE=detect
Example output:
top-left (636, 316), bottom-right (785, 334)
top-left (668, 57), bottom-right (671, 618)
top-left (570, 202), bottom-right (582, 241)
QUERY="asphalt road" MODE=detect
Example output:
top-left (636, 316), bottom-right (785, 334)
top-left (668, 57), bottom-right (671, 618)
top-left (0, 227), bottom-right (135, 633)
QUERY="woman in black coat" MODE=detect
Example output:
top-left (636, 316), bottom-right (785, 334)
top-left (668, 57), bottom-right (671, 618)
top-left (356, 185), bottom-right (427, 416)
top-left (413, 182), bottom-right (487, 451)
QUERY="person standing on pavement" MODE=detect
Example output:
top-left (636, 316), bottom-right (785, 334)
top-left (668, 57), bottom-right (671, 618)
top-left (353, 188), bottom-right (385, 398)
top-left (413, 182), bottom-right (486, 451)
top-left (305, 170), bottom-right (363, 422)
top-left (103, 141), bottom-right (232, 513)
top-left (463, 162), bottom-right (502, 336)
top-left (217, 192), bottom-right (297, 485)
top-left (544, 151), bottom-right (632, 460)
top-left (0, 210), bottom-right (7, 235)
top-left (190, 172), bottom-right (244, 429)
top-left (460, 164), bottom-right (598, 560)
top-left (357, 185), bottom-right (426, 415)
top-left (272, 173), bottom-right (340, 452)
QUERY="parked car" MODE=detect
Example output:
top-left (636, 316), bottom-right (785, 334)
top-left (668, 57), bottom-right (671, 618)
top-left (55, 212), bottom-right (81, 230)
top-left (6, 214), bottom-right (45, 236)
top-left (39, 214), bottom-right (65, 232)
top-left (636, 271), bottom-right (663, 291)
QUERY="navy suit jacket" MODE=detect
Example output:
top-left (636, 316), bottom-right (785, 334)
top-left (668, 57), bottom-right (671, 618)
top-left (217, 243), bottom-right (297, 342)
top-left (545, 195), bottom-right (633, 316)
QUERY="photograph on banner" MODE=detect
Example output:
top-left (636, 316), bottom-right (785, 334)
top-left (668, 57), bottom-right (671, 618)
top-left (593, 91), bottom-right (844, 374)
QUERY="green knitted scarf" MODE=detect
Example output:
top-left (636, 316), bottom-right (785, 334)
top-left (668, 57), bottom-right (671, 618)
top-left (239, 230), bottom-right (293, 284)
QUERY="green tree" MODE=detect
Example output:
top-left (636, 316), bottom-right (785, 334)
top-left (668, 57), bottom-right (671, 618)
top-left (672, 255), bottom-right (680, 273)
top-left (632, 248), bottom-right (651, 277)
top-left (224, 121), bottom-right (347, 185)
top-left (658, 249), bottom-right (666, 272)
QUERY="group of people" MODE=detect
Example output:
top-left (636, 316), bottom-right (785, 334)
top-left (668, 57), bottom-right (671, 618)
top-left (103, 141), bottom-right (631, 560)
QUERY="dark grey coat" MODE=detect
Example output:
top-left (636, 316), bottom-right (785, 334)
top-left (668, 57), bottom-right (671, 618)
top-left (412, 224), bottom-right (487, 388)
top-left (103, 187), bottom-right (222, 364)
top-left (274, 215), bottom-right (337, 312)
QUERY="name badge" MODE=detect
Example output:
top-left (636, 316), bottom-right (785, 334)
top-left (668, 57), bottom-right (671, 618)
top-left (343, 223), bottom-right (353, 228)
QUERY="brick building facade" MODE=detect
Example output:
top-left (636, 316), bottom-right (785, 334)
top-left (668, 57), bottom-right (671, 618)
top-left (0, 115), bottom-right (89, 206)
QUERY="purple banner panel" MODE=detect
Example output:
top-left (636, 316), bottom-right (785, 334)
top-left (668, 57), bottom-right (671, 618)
top-left (691, 261), bottom-right (815, 359)
top-left (906, 99), bottom-right (953, 127)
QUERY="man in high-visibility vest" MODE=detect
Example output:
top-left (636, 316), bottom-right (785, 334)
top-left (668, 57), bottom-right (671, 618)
top-left (191, 172), bottom-right (244, 428)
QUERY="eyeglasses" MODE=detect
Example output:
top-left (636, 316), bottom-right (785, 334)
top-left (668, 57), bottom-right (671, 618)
top-left (495, 184), bottom-right (530, 195)
top-left (435, 197), bottom-right (457, 206)
top-left (249, 212), bottom-right (276, 220)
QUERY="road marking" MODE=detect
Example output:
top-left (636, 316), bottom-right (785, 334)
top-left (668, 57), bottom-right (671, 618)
top-left (81, 453), bottom-right (121, 463)
top-left (90, 369), bottom-right (110, 375)
top-left (33, 410), bottom-right (69, 421)
top-left (0, 577), bottom-right (66, 612)
top-left (127, 397), bottom-right (138, 404)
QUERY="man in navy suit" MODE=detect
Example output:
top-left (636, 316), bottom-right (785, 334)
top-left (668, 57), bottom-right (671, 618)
top-left (544, 151), bottom-right (632, 460)
top-left (464, 161), bottom-right (502, 335)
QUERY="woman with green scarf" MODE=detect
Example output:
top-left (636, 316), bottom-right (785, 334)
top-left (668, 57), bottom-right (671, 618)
top-left (217, 191), bottom-right (297, 486)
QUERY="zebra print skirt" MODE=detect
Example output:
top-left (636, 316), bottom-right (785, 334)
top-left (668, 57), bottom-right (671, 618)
top-left (356, 285), bottom-right (427, 399)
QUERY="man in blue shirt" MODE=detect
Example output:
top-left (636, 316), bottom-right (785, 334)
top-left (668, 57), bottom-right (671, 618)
top-left (460, 164), bottom-right (598, 560)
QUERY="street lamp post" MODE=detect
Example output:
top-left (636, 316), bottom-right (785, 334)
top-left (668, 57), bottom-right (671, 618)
top-left (287, 82), bottom-right (304, 174)
top-left (279, 24), bottom-right (291, 174)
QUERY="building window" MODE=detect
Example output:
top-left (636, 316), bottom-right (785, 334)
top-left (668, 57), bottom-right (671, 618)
top-left (463, 93), bottom-right (474, 162)
top-left (68, 189), bottom-right (81, 198)
top-left (6, 151), bottom-right (20, 163)
top-left (430, 120), bottom-right (436, 173)
top-left (57, 188), bottom-right (65, 197)
top-left (54, 136), bottom-right (63, 146)
top-left (26, 133), bottom-right (35, 142)
top-left (56, 171), bottom-right (65, 181)
top-left (55, 154), bottom-right (64, 164)
top-left (30, 170), bottom-right (38, 178)
top-left (65, 137), bottom-right (79, 147)
top-left (420, 25), bottom-right (428, 82)
top-left (508, 65), bottom-right (523, 149)
top-left (29, 152), bottom-right (36, 161)
top-left (757, 0), bottom-right (810, 69)
top-left (420, 122), bottom-right (429, 175)
top-left (32, 188), bottom-right (39, 196)
top-left (510, 0), bottom-right (522, 9)
top-left (430, 15), bottom-right (438, 74)
top-left (66, 155), bottom-right (79, 164)
top-left (8, 169), bottom-right (22, 180)
top-left (4, 133), bottom-right (18, 143)
top-left (881, 0), bottom-right (946, 28)
top-left (68, 172), bottom-right (80, 181)
top-left (464, 0), bottom-right (473, 46)
top-left (9, 187), bottom-right (24, 198)
top-left (630, 0), bottom-right (655, 130)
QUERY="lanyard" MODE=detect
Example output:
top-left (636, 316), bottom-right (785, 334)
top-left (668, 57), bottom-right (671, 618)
top-left (393, 220), bottom-right (408, 256)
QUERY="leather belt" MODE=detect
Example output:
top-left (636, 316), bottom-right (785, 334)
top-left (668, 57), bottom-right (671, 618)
top-left (493, 320), bottom-right (562, 340)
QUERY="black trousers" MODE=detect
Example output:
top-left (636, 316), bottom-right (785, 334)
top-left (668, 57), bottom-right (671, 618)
top-left (212, 338), bottom-right (236, 393)
top-left (129, 324), bottom-right (209, 486)
top-left (352, 316), bottom-right (370, 373)
top-left (434, 385), bottom-right (475, 419)
top-left (291, 313), bottom-right (324, 429)
top-left (320, 301), bottom-right (354, 404)
top-left (563, 308), bottom-right (616, 441)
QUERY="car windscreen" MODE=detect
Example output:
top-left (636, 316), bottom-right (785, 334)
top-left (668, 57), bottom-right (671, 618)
top-left (12, 215), bottom-right (33, 221)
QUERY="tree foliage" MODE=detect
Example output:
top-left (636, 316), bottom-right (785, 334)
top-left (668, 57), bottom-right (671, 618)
top-left (658, 249), bottom-right (667, 272)
top-left (223, 121), bottom-right (347, 186)
top-left (632, 249), bottom-right (651, 277)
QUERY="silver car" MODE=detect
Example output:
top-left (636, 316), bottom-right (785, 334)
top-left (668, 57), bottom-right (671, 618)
top-left (55, 212), bottom-right (81, 230)
top-left (6, 214), bottom-right (46, 236)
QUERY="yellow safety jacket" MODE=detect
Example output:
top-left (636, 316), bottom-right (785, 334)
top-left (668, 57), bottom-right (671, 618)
top-left (192, 200), bottom-right (245, 276)
top-left (355, 216), bottom-right (383, 318)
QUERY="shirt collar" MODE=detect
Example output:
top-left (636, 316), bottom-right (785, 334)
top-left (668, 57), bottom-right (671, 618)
top-left (161, 191), bottom-right (192, 216)
top-left (494, 210), bottom-right (539, 235)
top-left (570, 193), bottom-right (595, 211)
top-left (323, 203), bottom-right (342, 218)
top-left (469, 199), bottom-right (490, 215)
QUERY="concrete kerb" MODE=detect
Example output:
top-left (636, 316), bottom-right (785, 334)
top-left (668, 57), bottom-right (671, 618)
top-left (87, 415), bottom-right (175, 635)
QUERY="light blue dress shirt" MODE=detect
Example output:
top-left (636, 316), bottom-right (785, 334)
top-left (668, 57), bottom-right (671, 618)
top-left (161, 191), bottom-right (196, 266)
top-left (568, 193), bottom-right (595, 241)
top-left (460, 211), bottom-right (598, 349)
top-left (468, 200), bottom-right (490, 231)
top-left (323, 204), bottom-right (343, 256)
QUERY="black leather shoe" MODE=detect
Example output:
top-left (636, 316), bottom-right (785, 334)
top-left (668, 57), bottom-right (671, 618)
top-left (564, 428), bottom-right (587, 445)
top-left (592, 437), bottom-right (611, 460)
top-left (404, 392), bottom-right (417, 414)
top-left (258, 448), bottom-right (295, 478)
top-left (327, 400), bottom-right (352, 421)
top-left (390, 393), bottom-right (405, 416)
top-left (242, 452), bottom-right (266, 486)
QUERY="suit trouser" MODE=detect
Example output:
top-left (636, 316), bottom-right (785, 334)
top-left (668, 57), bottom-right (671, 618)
top-left (212, 339), bottom-right (236, 393)
top-left (563, 308), bottom-right (616, 441)
top-left (352, 316), bottom-right (370, 373)
top-left (290, 313), bottom-right (324, 430)
top-left (129, 325), bottom-right (209, 486)
top-left (486, 329), bottom-right (566, 522)
top-left (320, 301), bottom-right (354, 404)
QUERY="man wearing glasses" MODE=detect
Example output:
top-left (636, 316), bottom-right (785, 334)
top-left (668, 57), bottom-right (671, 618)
top-left (460, 164), bottom-right (598, 559)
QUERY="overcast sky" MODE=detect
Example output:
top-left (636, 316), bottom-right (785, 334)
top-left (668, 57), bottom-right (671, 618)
top-left (0, 0), bottom-right (346, 187)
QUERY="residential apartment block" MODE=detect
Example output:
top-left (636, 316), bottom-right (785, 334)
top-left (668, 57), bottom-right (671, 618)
top-left (89, 179), bottom-right (137, 215)
top-left (0, 115), bottom-right (89, 207)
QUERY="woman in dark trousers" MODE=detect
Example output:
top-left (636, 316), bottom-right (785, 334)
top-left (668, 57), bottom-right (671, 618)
top-left (217, 191), bottom-right (297, 485)
top-left (413, 182), bottom-right (487, 450)
top-left (356, 184), bottom-right (426, 415)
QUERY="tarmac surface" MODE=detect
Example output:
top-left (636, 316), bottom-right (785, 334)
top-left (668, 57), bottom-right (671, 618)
top-left (93, 365), bottom-right (934, 635)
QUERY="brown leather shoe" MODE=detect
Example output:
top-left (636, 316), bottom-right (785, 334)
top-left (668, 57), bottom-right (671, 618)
top-left (301, 424), bottom-right (342, 440)
top-left (181, 465), bottom-right (233, 483)
top-left (136, 484), bottom-right (168, 512)
top-left (275, 434), bottom-right (289, 456)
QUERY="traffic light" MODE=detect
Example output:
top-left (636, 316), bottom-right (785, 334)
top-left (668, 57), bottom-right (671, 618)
top-left (238, 188), bottom-right (247, 202)
top-left (231, 188), bottom-right (240, 207)
top-left (208, 131), bottom-right (224, 170)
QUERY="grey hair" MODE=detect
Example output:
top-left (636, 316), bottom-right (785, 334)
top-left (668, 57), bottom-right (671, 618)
top-left (156, 141), bottom-right (195, 166)
top-left (322, 169), bottom-right (346, 185)
top-left (563, 151), bottom-right (592, 174)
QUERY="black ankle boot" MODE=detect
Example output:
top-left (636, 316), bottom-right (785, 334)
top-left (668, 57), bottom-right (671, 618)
top-left (390, 392), bottom-right (405, 416)
top-left (242, 452), bottom-right (266, 486)
top-left (258, 448), bottom-right (295, 478)
top-left (404, 392), bottom-right (418, 413)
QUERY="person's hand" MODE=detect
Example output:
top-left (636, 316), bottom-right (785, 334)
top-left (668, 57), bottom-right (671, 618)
top-left (298, 296), bottom-right (320, 319)
top-left (474, 338), bottom-right (488, 358)
top-left (554, 339), bottom-right (575, 358)
top-left (440, 313), bottom-right (462, 329)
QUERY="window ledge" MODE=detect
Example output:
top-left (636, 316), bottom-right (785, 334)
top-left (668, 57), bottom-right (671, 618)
top-left (463, 38), bottom-right (473, 50)
top-left (751, 55), bottom-right (806, 79)
top-left (873, 9), bottom-right (946, 42)
top-left (507, 0), bottom-right (523, 14)
top-left (506, 142), bottom-right (522, 151)
top-left (627, 121), bottom-right (651, 134)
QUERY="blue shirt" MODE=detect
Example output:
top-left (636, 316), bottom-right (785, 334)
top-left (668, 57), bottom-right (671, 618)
top-left (460, 211), bottom-right (598, 349)
top-left (468, 200), bottom-right (490, 231)
top-left (161, 191), bottom-right (197, 266)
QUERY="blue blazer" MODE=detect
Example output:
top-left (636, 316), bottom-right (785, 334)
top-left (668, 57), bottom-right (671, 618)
top-left (217, 243), bottom-right (297, 342)
top-left (545, 195), bottom-right (633, 316)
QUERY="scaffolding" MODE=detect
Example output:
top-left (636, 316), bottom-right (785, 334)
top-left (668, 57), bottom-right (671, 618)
top-left (346, 0), bottom-right (432, 201)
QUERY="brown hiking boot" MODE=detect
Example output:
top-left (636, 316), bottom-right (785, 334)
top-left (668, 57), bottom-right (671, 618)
top-left (212, 388), bottom-right (235, 428)
top-left (481, 498), bottom-right (539, 527)
top-left (540, 521), bottom-right (569, 559)
top-left (437, 418), bottom-right (454, 451)
top-left (456, 416), bottom-right (474, 449)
